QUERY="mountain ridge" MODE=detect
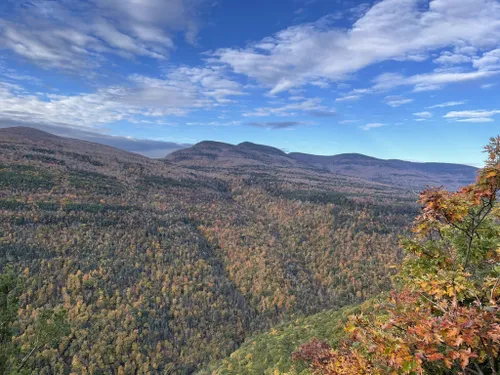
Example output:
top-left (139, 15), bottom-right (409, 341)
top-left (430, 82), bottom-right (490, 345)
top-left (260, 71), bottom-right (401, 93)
top-left (180, 138), bottom-right (477, 170)
top-left (290, 151), bottom-right (476, 168)
top-left (167, 139), bottom-right (477, 191)
top-left (0, 127), bottom-right (478, 191)
top-left (1, 126), bottom-right (476, 170)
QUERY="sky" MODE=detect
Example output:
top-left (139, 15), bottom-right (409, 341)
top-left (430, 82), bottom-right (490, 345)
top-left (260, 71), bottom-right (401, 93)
top-left (0, 0), bottom-right (499, 164)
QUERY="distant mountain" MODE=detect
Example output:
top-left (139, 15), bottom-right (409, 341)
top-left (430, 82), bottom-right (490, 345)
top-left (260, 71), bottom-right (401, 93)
top-left (289, 152), bottom-right (477, 191)
top-left (165, 141), bottom-right (296, 169)
top-left (165, 140), bottom-right (413, 200)
top-left (167, 141), bottom-right (478, 191)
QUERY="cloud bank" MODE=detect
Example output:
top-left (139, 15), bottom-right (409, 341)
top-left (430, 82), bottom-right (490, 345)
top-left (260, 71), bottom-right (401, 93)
top-left (214, 0), bottom-right (500, 93)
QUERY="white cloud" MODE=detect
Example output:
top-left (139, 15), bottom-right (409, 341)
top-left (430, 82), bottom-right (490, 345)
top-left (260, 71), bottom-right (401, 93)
top-left (384, 96), bottom-right (413, 107)
top-left (351, 88), bottom-right (371, 94)
top-left (96, 0), bottom-right (203, 42)
top-left (0, 62), bottom-right (43, 86)
top-left (444, 109), bottom-right (500, 123)
top-left (0, 65), bottom-right (243, 129)
top-left (361, 123), bottom-right (385, 130)
top-left (373, 70), bottom-right (498, 92)
top-left (413, 83), bottom-right (443, 92)
top-left (163, 65), bottom-right (245, 103)
top-left (444, 109), bottom-right (500, 118)
top-left (348, 3), bottom-right (372, 20)
top-left (186, 120), bottom-right (242, 127)
top-left (455, 117), bottom-right (494, 122)
top-left (473, 49), bottom-right (500, 71)
top-left (433, 45), bottom-right (476, 65)
top-left (336, 83), bottom-right (351, 90)
top-left (434, 53), bottom-right (472, 65)
top-left (0, 84), bottom-right (127, 128)
top-left (336, 87), bottom-right (373, 100)
top-left (213, 0), bottom-right (500, 93)
top-left (427, 101), bottom-right (466, 108)
top-left (482, 83), bottom-right (496, 88)
top-left (413, 111), bottom-right (432, 118)
top-left (0, 0), bottom-right (207, 69)
top-left (336, 95), bottom-right (360, 102)
top-left (243, 98), bottom-right (335, 117)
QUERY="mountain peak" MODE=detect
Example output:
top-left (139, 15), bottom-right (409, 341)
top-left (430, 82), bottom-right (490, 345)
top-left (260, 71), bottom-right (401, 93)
top-left (193, 140), bottom-right (235, 150)
top-left (236, 142), bottom-right (288, 157)
top-left (166, 140), bottom-right (295, 169)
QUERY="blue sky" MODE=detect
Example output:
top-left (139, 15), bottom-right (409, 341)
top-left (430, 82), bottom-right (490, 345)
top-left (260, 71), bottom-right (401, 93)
top-left (0, 0), bottom-right (499, 164)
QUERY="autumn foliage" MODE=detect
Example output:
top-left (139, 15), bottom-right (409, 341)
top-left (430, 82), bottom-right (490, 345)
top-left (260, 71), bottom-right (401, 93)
top-left (294, 137), bottom-right (500, 375)
top-left (0, 126), bottom-right (418, 373)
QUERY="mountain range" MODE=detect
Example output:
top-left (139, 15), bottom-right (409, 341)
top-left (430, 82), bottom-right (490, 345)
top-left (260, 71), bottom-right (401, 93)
top-left (1, 126), bottom-right (476, 192)
top-left (166, 139), bottom-right (477, 191)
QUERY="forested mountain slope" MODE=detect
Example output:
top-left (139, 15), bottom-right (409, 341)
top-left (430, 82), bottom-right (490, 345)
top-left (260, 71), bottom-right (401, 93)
top-left (199, 303), bottom-right (370, 375)
top-left (0, 126), bottom-right (470, 374)
top-left (167, 141), bottom-right (477, 191)
top-left (288, 152), bottom-right (477, 191)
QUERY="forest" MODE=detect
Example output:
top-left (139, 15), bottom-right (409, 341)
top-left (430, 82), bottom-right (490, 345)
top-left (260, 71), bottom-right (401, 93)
top-left (1, 127), bottom-right (497, 375)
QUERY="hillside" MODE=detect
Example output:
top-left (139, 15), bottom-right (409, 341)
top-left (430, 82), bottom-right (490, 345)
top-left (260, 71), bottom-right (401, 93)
top-left (288, 152), bottom-right (477, 191)
top-left (199, 303), bottom-right (370, 375)
top-left (0, 126), bottom-right (468, 374)
top-left (167, 142), bottom-right (477, 191)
